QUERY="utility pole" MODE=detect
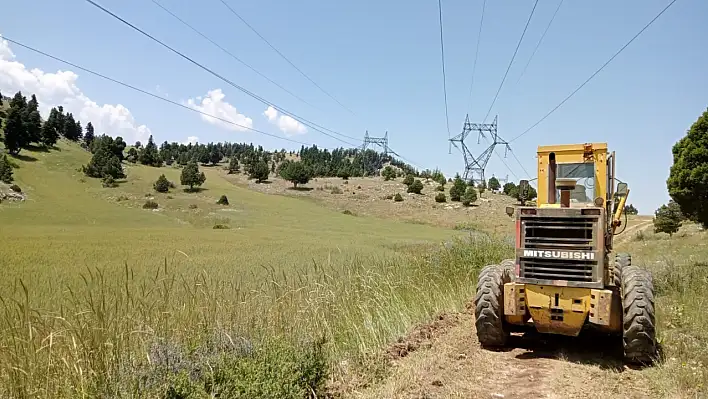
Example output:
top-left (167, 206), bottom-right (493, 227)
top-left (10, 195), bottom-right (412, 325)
top-left (449, 114), bottom-right (510, 185)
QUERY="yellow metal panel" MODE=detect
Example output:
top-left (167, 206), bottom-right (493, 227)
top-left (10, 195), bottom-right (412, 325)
top-left (588, 289), bottom-right (612, 326)
top-left (504, 283), bottom-right (526, 316)
top-left (525, 285), bottom-right (592, 336)
top-left (503, 283), bottom-right (528, 326)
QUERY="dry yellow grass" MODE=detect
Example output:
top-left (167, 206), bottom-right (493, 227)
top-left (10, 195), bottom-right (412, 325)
top-left (225, 171), bottom-right (518, 234)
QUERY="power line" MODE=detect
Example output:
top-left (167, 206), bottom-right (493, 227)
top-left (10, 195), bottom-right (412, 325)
top-left (1, 37), bottom-right (423, 172)
top-left (466, 0), bottom-right (486, 111)
top-left (437, 0), bottom-right (451, 138)
top-left (83, 0), bottom-right (360, 147)
top-left (514, 0), bottom-right (564, 86)
top-left (482, 0), bottom-right (539, 123)
top-left (509, 0), bottom-right (679, 143)
top-left (0, 36), bottom-right (312, 146)
top-left (150, 0), bottom-right (317, 112)
top-left (216, 0), bottom-right (358, 118)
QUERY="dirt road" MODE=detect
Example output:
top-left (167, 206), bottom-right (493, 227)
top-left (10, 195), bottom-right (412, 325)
top-left (615, 219), bottom-right (653, 245)
top-left (349, 305), bottom-right (654, 399)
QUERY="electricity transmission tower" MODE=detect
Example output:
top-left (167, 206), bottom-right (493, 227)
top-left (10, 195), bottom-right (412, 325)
top-left (449, 114), bottom-right (510, 185)
top-left (361, 130), bottom-right (399, 176)
top-left (361, 130), bottom-right (390, 154)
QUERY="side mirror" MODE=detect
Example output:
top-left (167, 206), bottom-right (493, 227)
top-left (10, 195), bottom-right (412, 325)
top-left (616, 182), bottom-right (628, 196)
top-left (505, 206), bottom-right (515, 217)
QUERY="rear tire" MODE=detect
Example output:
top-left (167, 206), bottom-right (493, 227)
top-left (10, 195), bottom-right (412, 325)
top-left (474, 263), bottom-right (515, 347)
top-left (621, 265), bottom-right (657, 364)
top-left (614, 252), bottom-right (631, 287)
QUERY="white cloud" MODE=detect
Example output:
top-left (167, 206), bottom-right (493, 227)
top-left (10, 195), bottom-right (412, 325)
top-left (184, 136), bottom-right (199, 145)
top-left (262, 105), bottom-right (307, 136)
top-left (0, 35), bottom-right (151, 144)
top-left (185, 89), bottom-right (253, 132)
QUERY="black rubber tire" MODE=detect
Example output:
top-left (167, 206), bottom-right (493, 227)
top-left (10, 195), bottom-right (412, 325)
top-left (621, 265), bottom-right (657, 364)
top-left (474, 263), bottom-right (515, 347)
top-left (614, 252), bottom-right (631, 287)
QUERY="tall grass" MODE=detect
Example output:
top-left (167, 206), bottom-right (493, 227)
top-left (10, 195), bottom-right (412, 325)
top-left (0, 235), bottom-right (512, 398)
top-left (618, 224), bottom-right (708, 397)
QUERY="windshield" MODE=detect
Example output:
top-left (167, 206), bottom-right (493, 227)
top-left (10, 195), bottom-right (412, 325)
top-left (556, 162), bottom-right (596, 204)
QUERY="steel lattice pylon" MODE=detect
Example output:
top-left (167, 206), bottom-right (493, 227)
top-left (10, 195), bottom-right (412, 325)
top-left (449, 114), bottom-right (510, 185)
top-left (361, 130), bottom-right (390, 154)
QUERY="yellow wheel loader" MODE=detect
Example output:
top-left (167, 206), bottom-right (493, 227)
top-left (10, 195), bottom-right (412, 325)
top-left (474, 142), bottom-right (656, 364)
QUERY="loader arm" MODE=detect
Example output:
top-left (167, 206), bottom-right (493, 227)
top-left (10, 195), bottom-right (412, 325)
top-left (611, 188), bottom-right (630, 234)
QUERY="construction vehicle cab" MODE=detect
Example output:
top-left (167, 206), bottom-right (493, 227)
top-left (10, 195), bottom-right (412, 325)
top-left (474, 142), bottom-right (656, 364)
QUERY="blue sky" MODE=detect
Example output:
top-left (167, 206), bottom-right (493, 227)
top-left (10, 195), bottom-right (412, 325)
top-left (1, 0), bottom-right (706, 214)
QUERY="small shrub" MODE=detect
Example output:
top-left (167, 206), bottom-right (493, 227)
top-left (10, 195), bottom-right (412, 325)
top-left (462, 186), bottom-right (477, 206)
top-left (403, 174), bottom-right (414, 186)
top-left (357, 185), bottom-right (362, 189)
top-left (435, 192), bottom-right (446, 203)
top-left (143, 200), bottom-right (159, 209)
top-left (394, 193), bottom-right (404, 202)
top-left (407, 179), bottom-right (424, 194)
top-left (189, 204), bottom-right (198, 209)
top-left (9, 184), bottom-right (21, 193)
top-left (343, 180), bottom-right (349, 185)
top-left (331, 187), bottom-right (343, 194)
top-left (116, 195), bottom-right (129, 202)
top-left (634, 230), bottom-right (646, 241)
top-left (154, 174), bottom-right (171, 193)
top-left (436, 185), bottom-right (444, 192)
top-left (213, 223), bottom-right (230, 229)
top-left (342, 209), bottom-right (355, 216)
top-left (217, 195), bottom-right (229, 205)
top-left (384, 194), bottom-right (394, 200)
top-left (102, 175), bottom-right (118, 188)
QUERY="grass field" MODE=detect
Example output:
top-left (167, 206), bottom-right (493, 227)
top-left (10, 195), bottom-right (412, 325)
top-left (615, 222), bottom-right (708, 397)
top-left (0, 140), bottom-right (513, 397)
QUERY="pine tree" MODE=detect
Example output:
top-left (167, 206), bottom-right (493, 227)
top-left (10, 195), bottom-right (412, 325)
top-left (0, 154), bottom-right (14, 183)
top-left (248, 160), bottom-right (270, 183)
top-left (449, 173), bottom-right (467, 201)
top-left (279, 161), bottom-right (311, 188)
top-left (154, 174), bottom-right (171, 193)
top-left (40, 108), bottom-right (61, 147)
top-left (228, 157), bottom-right (240, 174)
top-left (74, 120), bottom-right (83, 141)
top-left (3, 99), bottom-right (28, 155)
top-left (180, 160), bottom-right (206, 191)
top-left (488, 176), bottom-right (501, 192)
top-left (24, 94), bottom-right (42, 144)
top-left (82, 145), bottom-right (125, 179)
top-left (139, 135), bottom-right (162, 167)
top-left (84, 122), bottom-right (95, 149)
top-left (653, 201), bottom-right (683, 237)
top-left (462, 186), bottom-right (477, 206)
top-left (63, 113), bottom-right (77, 140)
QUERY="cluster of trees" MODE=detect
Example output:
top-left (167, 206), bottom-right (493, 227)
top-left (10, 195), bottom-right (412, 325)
top-left (502, 181), bottom-right (537, 202)
top-left (0, 90), bottom-right (93, 155)
top-left (666, 107), bottom-right (708, 229)
top-left (649, 107), bottom-right (708, 236)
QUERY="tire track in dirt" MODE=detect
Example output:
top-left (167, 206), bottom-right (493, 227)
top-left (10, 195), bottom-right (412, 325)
top-left (615, 219), bottom-right (653, 245)
top-left (348, 304), bottom-right (654, 399)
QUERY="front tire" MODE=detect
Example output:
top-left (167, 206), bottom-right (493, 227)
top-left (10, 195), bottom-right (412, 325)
top-left (621, 265), bottom-right (657, 364)
top-left (474, 263), bottom-right (515, 347)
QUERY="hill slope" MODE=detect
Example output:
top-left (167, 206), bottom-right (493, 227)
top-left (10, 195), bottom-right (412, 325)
top-left (0, 140), bottom-right (516, 397)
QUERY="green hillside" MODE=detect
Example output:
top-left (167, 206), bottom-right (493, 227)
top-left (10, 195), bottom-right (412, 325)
top-left (0, 139), bottom-right (511, 397)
